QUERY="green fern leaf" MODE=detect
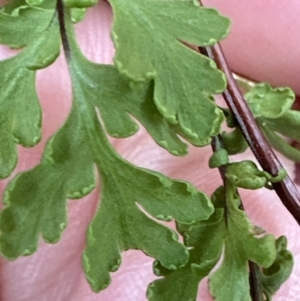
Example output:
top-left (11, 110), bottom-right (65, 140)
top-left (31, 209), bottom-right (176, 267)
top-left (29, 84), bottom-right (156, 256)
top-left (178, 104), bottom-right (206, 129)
top-left (70, 46), bottom-right (188, 155)
top-left (260, 236), bottom-right (293, 301)
top-left (209, 185), bottom-right (277, 301)
top-left (245, 83), bottom-right (300, 162)
top-left (0, 4), bottom-right (55, 48)
top-left (0, 7), bottom-right (60, 178)
top-left (0, 19), bottom-right (214, 293)
top-left (147, 206), bottom-right (224, 301)
top-left (108, 0), bottom-right (230, 145)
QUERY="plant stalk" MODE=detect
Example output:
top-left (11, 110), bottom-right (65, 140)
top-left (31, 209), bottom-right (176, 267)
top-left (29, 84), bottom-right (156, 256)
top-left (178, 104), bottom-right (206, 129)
top-left (202, 44), bottom-right (300, 226)
top-left (249, 261), bottom-right (265, 301)
top-left (57, 0), bottom-right (71, 60)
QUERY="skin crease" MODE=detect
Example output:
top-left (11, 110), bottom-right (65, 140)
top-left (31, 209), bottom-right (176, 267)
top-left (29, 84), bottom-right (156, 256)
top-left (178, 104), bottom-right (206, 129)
top-left (0, 0), bottom-right (300, 300)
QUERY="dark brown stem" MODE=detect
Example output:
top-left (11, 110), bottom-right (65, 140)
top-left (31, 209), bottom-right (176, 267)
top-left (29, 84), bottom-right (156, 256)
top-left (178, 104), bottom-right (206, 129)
top-left (211, 135), bottom-right (265, 301)
top-left (249, 261), bottom-right (265, 301)
top-left (56, 0), bottom-right (71, 60)
top-left (202, 44), bottom-right (300, 225)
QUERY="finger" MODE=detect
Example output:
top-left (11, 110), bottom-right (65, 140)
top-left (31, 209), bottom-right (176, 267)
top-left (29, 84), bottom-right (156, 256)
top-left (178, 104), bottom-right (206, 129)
top-left (203, 0), bottom-right (300, 94)
top-left (1, 1), bottom-right (300, 301)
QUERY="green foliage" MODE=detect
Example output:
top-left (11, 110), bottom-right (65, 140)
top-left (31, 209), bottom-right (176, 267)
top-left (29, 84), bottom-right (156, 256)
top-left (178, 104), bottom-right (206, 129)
top-left (260, 236), bottom-right (294, 301)
top-left (223, 82), bottom-right (300, 161)
top-left (71, 55), bottom-right (188, 155)
top-left (0, 16), bottom-right (215, 293)
top-left (245, 83), bottom-right (300, 162)
top-left (0, 4), bottom-right (55, 47)
top-left (208, 184), bottom-right (277, 301)
top-left (147, 195), bottom-right (224, 301)
top-left (222, 127), bottom-right (248, 155)
top-left (246, 83), bottom-right (294, 119)
top-left (209, 148), bottom-right (229, 168)
top-left (0, 4), bottom-right (59, 178)
top-left (70, 7), bottom-right (87, 22)
top-left (63, 0), bottom-right (98, 8)
top-left (225, 161), bottom-right (286, 190)
top-left (109, 0), bottom-right (229, 146)
top-left (0, 1), bottom-right (296, 300)
top-left (146, 184), bottom-right (286, 301)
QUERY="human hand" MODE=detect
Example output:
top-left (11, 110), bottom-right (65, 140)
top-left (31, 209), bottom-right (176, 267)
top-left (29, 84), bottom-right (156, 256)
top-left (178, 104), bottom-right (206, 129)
top-left (0, 1), bottom-right (299, 300)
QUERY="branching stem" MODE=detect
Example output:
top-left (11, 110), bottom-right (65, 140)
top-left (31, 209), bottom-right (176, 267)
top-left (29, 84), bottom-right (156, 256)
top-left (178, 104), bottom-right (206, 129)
top-left (202, 44), bottom-right (300, 226)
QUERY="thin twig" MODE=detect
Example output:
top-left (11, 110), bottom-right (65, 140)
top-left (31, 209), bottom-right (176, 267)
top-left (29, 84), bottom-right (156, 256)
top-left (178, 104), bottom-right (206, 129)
top-left (202, 44), bottom-right (300, 225)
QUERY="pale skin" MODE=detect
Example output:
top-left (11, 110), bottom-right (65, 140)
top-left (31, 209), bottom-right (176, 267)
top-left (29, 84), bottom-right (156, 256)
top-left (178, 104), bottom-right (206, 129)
top-left (0, 1), bottom-right (300, 300)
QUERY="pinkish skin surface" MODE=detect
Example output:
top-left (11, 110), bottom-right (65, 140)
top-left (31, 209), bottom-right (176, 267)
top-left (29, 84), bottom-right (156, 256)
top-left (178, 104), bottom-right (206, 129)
top-left (0, 1), bottom-right (300, 300)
